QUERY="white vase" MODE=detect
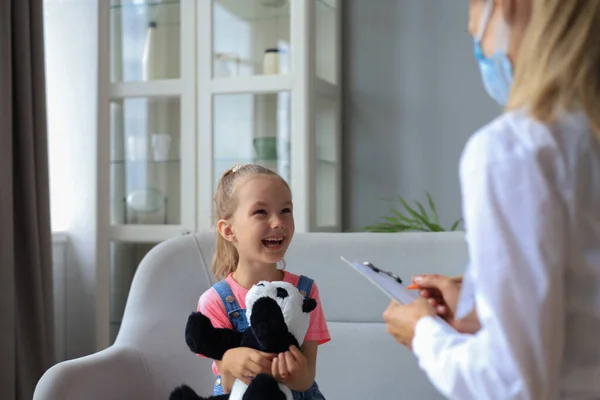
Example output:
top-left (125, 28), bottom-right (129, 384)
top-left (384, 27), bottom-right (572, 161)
top-left (142, 21), bottom-right (167, 80)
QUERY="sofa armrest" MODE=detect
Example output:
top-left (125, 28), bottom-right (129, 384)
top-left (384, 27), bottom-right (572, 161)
top-left (34, 346), bottom-right (156, 400)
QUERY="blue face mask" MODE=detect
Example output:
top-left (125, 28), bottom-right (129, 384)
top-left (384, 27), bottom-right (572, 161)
top-left (474, 1), bottom-right (514, 106)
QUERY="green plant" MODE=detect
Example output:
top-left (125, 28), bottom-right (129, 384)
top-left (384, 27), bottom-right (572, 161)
top-left (364, 192), bottom-right (462, 233)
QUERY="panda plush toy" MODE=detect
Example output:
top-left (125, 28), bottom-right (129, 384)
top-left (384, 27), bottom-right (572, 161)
top-left (170, 280), bottom-right (318, 400)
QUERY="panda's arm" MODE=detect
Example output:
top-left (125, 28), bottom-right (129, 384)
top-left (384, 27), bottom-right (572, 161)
top-left (184, 311), bottom-right (244, 359)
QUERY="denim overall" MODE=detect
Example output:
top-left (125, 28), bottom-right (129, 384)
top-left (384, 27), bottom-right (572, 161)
top-left (213, 276), bottom-right (326, 400)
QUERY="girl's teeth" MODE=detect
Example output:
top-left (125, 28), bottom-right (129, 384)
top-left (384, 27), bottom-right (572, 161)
top-left (262, 238), bottom-right (284, 247)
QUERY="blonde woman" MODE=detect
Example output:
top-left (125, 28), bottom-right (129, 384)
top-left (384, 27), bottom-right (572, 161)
top-left (382, 0), bottom-right (600, 398)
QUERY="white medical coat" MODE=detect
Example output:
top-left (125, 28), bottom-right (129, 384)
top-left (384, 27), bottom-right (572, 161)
top-left (412, 109), bottom-right (600, 399)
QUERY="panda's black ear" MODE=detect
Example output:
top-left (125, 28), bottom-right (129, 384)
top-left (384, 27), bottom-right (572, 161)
top-left (302, 298), bottom-right (317, 313)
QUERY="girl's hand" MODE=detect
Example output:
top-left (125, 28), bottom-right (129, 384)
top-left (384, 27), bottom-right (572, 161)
top-left (222, 347), bottom-right (275, 385)
top-left (272, 346), bottom-right (308, 386)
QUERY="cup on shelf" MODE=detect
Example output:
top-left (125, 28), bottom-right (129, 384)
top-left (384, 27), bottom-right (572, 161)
top-left (259, 0), bottom-right (287, 7)
top-left (151, 133), bottom-right (172, 161)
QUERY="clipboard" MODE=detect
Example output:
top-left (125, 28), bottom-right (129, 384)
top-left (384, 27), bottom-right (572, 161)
top-left (340, 257), bottom-right (419, 304)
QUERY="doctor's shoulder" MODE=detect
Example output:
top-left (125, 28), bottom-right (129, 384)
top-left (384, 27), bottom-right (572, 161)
top-left (460, 109), bottom-right (564, 171)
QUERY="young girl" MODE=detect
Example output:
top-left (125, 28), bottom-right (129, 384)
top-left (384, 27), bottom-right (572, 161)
top-left (383, 0), bottom-right (600, 399)
top-left (197, 164), bottom-right (330, 399)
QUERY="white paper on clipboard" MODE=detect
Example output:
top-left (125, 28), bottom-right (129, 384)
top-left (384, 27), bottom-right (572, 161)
top-left (340, 257), bottom-right (419, 304)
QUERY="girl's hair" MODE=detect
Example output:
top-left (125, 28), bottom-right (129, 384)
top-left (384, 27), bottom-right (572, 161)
top-left (212, 164), bottom-right (290, 280)
top-left (507, 0), bottom-right (600, 137)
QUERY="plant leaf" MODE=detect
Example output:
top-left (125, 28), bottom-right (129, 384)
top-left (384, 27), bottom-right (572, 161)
top-left (415, 201), bottom-right (430, 223)
top-left (397, 197), bottom-right (424, 225)
top-left (398, 197), bottom-right (443, 231)
top-left (365, 222), bottom-right (414, 232)
top-left (364, 193), bottom-right (461, 233)
top-left (390, 208), bottom-right (415, 224)
top-left (384, 216), bottom-right (402, 225)
top-left (450, 219), bottom-right (461, 231)
top-left (426, 192), bottom-right (439, 224)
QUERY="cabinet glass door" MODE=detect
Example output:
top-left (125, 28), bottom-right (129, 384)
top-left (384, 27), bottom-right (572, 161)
top-left (313, 0), bottom-right (340, 229)
top-left (314, 94), bottom-right (337, 228)
top-left (213, 92), bottom-right (292, 191)
top-left (110, 0), bottom-right (181, 82)
top-left (212, 0), bottom-right (291, 78)
top-left (315, 0), bottom-right (337, 84)
top-left (108, 0), bottom-right (193, 233)
top-left (110, 97), bottom-right (182, 226)
top-left (110, 241), bottom-right (159, 344)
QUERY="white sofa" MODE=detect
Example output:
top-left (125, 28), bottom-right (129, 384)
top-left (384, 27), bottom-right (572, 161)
top-left (34, 231), bottom-right (468, 400)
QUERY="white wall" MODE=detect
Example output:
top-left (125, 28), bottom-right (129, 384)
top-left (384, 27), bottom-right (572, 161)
top-left (342, 0), bottom-right (501, 231)
top-left (51, 233), bottom-right (67, 363)
top-left (45, 0), bottom-right (99, 359)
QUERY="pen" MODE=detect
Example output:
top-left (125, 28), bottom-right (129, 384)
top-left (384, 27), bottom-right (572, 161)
top-left (406, 275), bottom-right (463, 290)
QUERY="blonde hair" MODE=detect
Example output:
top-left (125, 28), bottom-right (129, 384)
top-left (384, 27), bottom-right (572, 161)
top-left (212, 164), bottom-right (290, 280)
top-left (507, 0), bottom-right (600, 137)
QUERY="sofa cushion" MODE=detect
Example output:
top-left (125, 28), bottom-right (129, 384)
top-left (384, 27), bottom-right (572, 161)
top-left (316, 322), bottom-right (445, 399)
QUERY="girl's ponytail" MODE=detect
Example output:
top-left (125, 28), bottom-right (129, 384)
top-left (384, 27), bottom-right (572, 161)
top-left (212, 233), bottom-right (238, 280)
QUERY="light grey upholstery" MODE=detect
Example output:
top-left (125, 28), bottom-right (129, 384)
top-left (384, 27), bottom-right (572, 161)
top-left (34, 232), bottom-right (468, 399)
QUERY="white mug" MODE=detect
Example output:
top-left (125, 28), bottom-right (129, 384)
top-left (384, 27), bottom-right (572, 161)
top-left (151, 133), bottom-right (172, 161)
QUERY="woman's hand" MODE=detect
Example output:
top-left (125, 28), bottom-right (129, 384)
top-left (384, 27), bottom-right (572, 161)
top-left (414, 274), bottom-right (481, 334)
top-left (414, 274), bottom-right (462, 318)
top-left (221, 347), bottom-right (275, 385)
top-left (383, 298), bottom-right (436, 349)
top-left (454, 308), bottom-right (481, 334)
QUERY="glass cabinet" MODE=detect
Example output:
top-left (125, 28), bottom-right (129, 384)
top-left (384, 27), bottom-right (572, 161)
top-left (97, 0), bottom-right (341, 348)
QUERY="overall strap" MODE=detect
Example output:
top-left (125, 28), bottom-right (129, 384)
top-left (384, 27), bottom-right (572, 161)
top-left (213, 280), bottom-right (241, 313)
top-left (212, 280), bottom-right (249, 332)
top-left (296, 275), bottom-right (314, 299)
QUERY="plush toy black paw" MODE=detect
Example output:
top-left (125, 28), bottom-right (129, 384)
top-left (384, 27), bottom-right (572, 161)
top-left (170, 281), bottom-right (317, 400)
top-left (170, 384), bottom-right (229, 400)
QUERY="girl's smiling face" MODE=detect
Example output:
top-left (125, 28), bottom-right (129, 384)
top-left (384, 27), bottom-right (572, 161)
top-left (220, 175), bottom-right (294, 268)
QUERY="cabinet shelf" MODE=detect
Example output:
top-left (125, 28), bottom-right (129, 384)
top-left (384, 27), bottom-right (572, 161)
top-left (217, 0), bottom-right (290, 22)
top-left (317, 0), bottom-right (336, 10)
top-left (110, 159), bottom-right (180, 165)
top-left (315, 78), bottom-right (338, 99)
top-left (109, 225), bottom-right (188, 242)
top-left (109, 80), bottom-right (183, 98)
top-left (110, 1), bottom-right (180, 10)
top-left (317, 158), bottom-right (336, 165)
top-left (210, 75), bottom-right (292, 94)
